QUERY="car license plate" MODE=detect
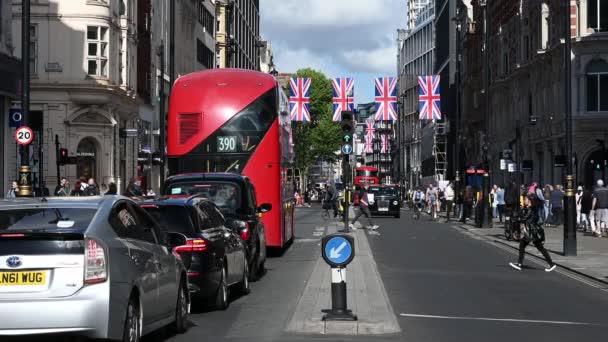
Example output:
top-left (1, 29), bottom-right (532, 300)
top-left (0, 271), bottom-right (48, 286)
top-left (379, 208), bottom-right (389, 212)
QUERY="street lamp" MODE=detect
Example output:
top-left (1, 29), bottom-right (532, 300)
top-left (563, 0), bottom-right (576, 256)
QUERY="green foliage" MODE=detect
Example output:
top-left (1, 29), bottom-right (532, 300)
top-left (287, 68), bottom-right (341, 170)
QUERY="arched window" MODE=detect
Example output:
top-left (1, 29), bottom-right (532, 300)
top-left (586, 59), bottom-right (608, 112)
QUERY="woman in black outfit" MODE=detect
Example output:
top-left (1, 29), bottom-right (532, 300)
top-left (509, 194), bottom-right (556, 272)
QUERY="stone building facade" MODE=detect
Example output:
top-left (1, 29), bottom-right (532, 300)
top-left (476, 0), bottom-right (608, 189)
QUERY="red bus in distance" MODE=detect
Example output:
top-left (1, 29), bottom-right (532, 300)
top-left (354, 166), bottom-right (379, 187)
top-left (166, 69), bottom-right (295, 249)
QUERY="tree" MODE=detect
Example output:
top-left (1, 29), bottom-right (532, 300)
top-left (287, 68), bottom-right (341, 170)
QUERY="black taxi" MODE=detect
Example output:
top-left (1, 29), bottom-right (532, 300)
top-left (368, 185), bottom-right (401, 218)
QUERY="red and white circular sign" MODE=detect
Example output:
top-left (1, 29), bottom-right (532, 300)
top-left (15, 126), bottom-right (34, 145)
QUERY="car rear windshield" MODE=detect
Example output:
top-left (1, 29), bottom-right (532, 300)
top-left (369, 187), bottom-right (398, 197)
top-left (0, 208), bottom-right (97, 233)
top-left (165, 182), bottom-right (241, 210)
top-left (143, 205), bottom-right (197, 234)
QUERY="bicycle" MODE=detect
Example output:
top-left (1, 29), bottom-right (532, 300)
top-left (412, 201), bottom-right (422, 220)
top-left (321, 199), bottom-right (331, 221)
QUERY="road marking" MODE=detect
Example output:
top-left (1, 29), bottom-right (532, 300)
top-left (399, 313), bottom-right (600, 326)
top-left (312, 231), bottom-right (324, 237)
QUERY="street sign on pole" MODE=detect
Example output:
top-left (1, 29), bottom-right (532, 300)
top-left (15, 126), bottom-right (34, 145)
top-left (322, 234), bottom-right (355, 267)
top-left (341, 144), bottom-right (353, 155)
top-left (321, 233), bottom-right (357, 321)
top-left (9, 108), bottom-right (22, 128)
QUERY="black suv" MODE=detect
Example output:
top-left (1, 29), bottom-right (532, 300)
top-left (368, 185), bottom-right (402, 218)
top-left (140, 196), bottom-right (249, 310)
top-left (162, 173), bottom-right (271, 281)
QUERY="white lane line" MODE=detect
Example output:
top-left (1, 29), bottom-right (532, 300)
top-left (312, 232), bottom-right (324, 237)
top-left (399, 313), bottom-right (598, 326)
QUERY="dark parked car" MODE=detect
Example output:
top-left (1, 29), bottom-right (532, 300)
top-left (162, 173), bottom-right (271, 281)
top-left (368, 185), bottom-right (402, 218)
top-left (140, 196), bottom-right (249, 310)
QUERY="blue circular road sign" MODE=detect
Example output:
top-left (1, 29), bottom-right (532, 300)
top-left (341, 144), bottom-right (353, 155)
top-left (322, 234), bottom-right (355, 267)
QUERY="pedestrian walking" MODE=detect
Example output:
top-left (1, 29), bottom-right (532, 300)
top-left (543, 185), bottom-right (553, 223)
top-left (549, 185), bottom-right (565, 226)
top-left (509, 194), bottom-right (556, 272)
top-left (70, 181), bottom-right (84, 196)
top-left (496, 186), bottom-right (505, 222)
top-left (6, 180), bottom-right (19, 198)
top-left (444, 182), bottom-right (455, 222)
top-left (83, 178), bottom-right (100, 196)
top-left (460, 186), bottom-right (474, 223)
top-left (592, 179), bottom-right (608, 237)
top-left (105, 182), bottom-right (118, 195)
top-left (580, 186), bottom-right (593, 233)
top-left (576, 186), bottom-right (583, 229)
top-left (348, 186), bottom-right (378, 231)
top-left (54, 177), bottom-right (71, 196)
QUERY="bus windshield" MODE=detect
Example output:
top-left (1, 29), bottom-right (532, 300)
top-left (169, 89), bottom-right (277, 173)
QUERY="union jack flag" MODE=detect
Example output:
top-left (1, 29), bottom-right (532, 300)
top-left (332, 77), bottom-right (355, 121)
top-left (418, 75), bottom-right (441, 120)
top-left (374, 77), bottom-right (398, 121)
top-left (364, 134), bottom-right (373, 153)
top-left (381, 135), bottom-right (390, 154)
top-left (289, 77), bottom-right (311, 122)
top-left (365, 117), bottom-right (375, 140)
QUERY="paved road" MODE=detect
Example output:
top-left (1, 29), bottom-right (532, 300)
top-left (7, 206), bottom-right (608, 342)
top-left (367, 210), bottom-right (608, 342)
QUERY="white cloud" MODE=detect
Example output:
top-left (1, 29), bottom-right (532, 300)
top-left (341, 46), bottom-right (398, 74)
top-left (262, 0), bottom-right (400, 28)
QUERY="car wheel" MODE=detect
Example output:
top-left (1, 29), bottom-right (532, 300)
top-left (171, 280), bottom-right (189, 333)
top-left (237, 261), bottom-right (251, 295)
top-left (249, 240), bottom-right (261, 281)
top-left (214, 266), bottom-right (229, 310)
top-left (122, 297), bottom-right (140, 342)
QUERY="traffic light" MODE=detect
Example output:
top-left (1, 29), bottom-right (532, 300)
top-left (59, 148), bottom-right (68, 165)
top-left (340, 111), bottom-right (355, 156)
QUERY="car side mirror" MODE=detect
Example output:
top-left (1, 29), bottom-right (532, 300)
top-left (257, 203), bottom-right (272, 213)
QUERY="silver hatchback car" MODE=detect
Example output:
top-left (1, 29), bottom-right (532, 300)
top-left (0, 196), bottom-right (190, 341)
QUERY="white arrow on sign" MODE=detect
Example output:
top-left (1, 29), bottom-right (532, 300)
top-left (330, 241), bottom-right (347, 259)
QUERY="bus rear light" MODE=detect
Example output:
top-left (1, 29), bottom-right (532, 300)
top-left (84, 238), bottom-right (107, 285)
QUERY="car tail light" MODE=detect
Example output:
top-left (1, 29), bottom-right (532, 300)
top-left (84, 238), bottom-right (107, 285)
top-left (174, 238), bottom-right (208, 254)
top-left (239, 223), bottom-right (251, 241)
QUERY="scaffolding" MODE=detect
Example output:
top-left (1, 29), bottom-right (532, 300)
top-left (433, 122), bottom-right (447, 181)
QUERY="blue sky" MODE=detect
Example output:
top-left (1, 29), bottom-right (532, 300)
top-left (260, 0), bottom-right (405, 105)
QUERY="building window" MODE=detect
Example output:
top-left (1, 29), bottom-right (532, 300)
top-left (586, 60), bottom-right (608, 112)
top-left (588, 0), bottom-right (608, 32)
top-left (30, 25), bottom-right (37, 75)
top-left (197, 39), bottom-right (214, 69)
top-left (198, 3), bottom-right (214, 35)
top-left (87, 26), bottom-right (109, 77)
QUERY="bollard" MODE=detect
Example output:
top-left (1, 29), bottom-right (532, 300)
top-left (321, 234), bottom-right (357, 321)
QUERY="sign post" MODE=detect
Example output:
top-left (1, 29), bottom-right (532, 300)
top-left (15, 126), bottom-right (34, 196)
top-left (321, 233), bottom-right (357, 321)
top-left (340, 111), bottom-right (355, 230)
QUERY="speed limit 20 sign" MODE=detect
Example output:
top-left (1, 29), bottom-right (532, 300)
top-left (15, 126), bottom-right (34, 145)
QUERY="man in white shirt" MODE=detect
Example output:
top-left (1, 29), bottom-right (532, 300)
top-left (445, 183), bottom-right (455, 222)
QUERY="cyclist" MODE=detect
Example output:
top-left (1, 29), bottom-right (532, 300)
top-left (412, 188), bottom-right (425, 219)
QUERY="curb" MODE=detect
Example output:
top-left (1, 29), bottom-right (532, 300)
top-left (454, 224), bottom-right (608, 286)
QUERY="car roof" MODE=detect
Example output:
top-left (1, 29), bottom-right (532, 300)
top-left (138, 196), bottom-right (213, 207)
top-left (0, 196), bottom-right (115, 210)
top-left (165, 172), bottom-right (248, 185)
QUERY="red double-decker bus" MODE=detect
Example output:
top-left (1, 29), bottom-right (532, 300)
top-left (354, 166), bottom-right (379, 186)
top-left (166, 69), bottom-right (295, 248)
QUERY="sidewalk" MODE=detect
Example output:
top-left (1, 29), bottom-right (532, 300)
top-left (422, 208), bottom-right (608, 284)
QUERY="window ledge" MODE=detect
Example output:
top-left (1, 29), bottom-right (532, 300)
top-left (86, 0), bottom-right (109, 7)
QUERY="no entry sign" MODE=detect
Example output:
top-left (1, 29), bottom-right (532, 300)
top-left (15, 126), bottom-right (34, 145)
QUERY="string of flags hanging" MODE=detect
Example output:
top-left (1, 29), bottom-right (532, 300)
top-left (288, 75), bottom-right (441, 123)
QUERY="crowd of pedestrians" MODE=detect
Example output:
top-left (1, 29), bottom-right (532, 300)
top-left (402, 178), bottom-right (608, 239)
top-left (5, 177), bottom-right (154, 198)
